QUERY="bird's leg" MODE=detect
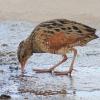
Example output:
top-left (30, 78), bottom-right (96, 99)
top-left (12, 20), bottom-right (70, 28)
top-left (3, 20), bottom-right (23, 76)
top-left (54, 48), bottom-right (77, 76)
top-left (33, 55), bottom-right (67, 73)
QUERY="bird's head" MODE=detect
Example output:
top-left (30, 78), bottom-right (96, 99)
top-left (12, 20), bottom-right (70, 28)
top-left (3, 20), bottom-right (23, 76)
top-left (17, 40), bottom-right (33, 72)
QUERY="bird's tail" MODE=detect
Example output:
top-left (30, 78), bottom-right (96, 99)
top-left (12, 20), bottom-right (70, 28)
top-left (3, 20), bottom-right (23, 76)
top-left (95, 30), bottom-right (100, 38)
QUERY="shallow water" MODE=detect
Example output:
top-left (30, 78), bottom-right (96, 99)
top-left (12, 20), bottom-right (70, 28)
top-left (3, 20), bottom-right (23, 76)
top-left (0, 21), bottom-right (100, 100)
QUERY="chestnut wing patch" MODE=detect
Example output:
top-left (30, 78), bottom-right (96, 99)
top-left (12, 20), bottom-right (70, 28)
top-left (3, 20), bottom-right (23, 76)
top-left (47, 32), bottom-right (83, 50)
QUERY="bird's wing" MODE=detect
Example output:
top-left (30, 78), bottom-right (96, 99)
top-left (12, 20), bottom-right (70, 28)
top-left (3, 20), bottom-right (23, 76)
top-left (47, 32), bottom-right (85, 50)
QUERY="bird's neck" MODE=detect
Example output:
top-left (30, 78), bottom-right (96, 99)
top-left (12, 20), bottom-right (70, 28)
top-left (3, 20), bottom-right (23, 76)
top-left (25, 37), bottom-right (44, 53)
top-left (24, 38), bottom-right (33, 55)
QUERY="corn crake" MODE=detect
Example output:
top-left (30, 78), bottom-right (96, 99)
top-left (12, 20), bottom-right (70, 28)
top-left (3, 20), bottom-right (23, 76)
top-left (17, 19), bottom-right (98, 75)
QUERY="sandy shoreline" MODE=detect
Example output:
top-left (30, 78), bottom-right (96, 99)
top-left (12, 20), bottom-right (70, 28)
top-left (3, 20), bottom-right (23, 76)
top-left (0, 0), bottom-right (100, 29)
top-left (0, 21), bottom-right (100, 100)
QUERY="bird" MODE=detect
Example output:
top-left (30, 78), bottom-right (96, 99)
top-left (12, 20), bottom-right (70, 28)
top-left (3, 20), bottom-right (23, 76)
top-left (17, 19), bottom-right (98, 75)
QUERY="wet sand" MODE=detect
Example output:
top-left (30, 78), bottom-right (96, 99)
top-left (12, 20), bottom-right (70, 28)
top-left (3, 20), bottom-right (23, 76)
top-left (0, 21), bottom-right (100, 100)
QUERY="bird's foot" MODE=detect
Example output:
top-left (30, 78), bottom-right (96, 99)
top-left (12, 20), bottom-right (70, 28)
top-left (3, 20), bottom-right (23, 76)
top-left (33, 68), bottom-right (54, 73)
top-left (54, 71), bottom-right (71, 76)
top-left (54, 69), bottom-right (76, 76)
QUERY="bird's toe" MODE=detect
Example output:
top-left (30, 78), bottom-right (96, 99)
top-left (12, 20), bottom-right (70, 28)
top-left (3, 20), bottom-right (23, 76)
top-left (54, 70), bottom-right (73, 76)
top-left (33, 68), bottom-right (53, 73)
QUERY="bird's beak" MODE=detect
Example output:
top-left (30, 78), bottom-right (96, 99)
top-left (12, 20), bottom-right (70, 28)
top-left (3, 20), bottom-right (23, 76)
top-left (20, 61), bottom-right (26, 72)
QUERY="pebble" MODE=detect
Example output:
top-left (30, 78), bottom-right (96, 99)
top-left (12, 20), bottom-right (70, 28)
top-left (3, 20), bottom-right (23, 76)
top-left (0, 94), bottom-right (11, 99)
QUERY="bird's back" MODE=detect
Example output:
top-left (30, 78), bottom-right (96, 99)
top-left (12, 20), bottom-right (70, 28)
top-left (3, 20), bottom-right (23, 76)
top-left (29, 19), bottom-right (98, 54)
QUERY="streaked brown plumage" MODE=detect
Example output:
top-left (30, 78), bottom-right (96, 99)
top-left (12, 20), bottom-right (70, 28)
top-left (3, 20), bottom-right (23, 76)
top-left (17, 19), bottom-right (98, 75)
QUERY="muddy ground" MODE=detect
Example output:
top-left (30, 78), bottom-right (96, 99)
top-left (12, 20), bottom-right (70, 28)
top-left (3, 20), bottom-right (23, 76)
top-left (0, 21), bottom-right (100, 100)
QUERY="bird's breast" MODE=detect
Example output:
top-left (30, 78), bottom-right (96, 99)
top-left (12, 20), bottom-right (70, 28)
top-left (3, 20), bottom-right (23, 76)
top-left (53, 46), bottom-right (70, 55)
